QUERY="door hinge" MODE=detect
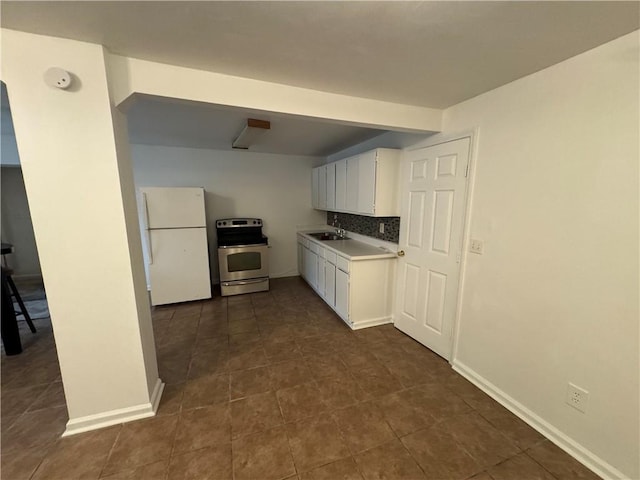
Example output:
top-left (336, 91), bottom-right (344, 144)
top-left (456, 251), bottom-right (462, 264)
top-left (464, 163), bottom-right (470, 177)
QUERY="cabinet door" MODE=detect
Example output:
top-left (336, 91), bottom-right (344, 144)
top-left (335, 268), bottom-right (349, 320)
top-left (297, 240), bottom-right (305, 276)
top-left (304, 247), bottom-right (310, 282)
top-left (304, 247), bottom-right (318, 287)
top-left (318, 166), bottom-right (327, 210)
top-left (335, 160), bottom-right (347, 211)
top-left (346, 156), bottom-right (359, 212)
top-left (317, 256), bottom-right (325, 296)
top-left (325, 261), bottom-right (336, 307)
top-left (311, 167), bottom-right (319, 209)
top-left (326, 163), bottom-right (336, 210)
top-left (357, 150), bottom-right (377, 215)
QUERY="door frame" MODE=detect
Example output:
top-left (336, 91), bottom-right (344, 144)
top-left (396, 128), bottom-right (480, 363)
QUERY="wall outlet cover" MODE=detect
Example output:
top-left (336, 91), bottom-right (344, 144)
top-left (470, 238), bottom-right (484, 254)
top-left (566, 382), bottom-right (589, 413)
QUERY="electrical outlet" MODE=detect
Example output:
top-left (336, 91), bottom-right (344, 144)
top-left (379, 223), bottom-right (385, 234)
top-left (469, 239), bottom-right (484, 254)
top-left (566, 383), bottom-right (589, 413)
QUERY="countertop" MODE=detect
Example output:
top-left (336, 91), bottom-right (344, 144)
top-left (298, 231), bottom-right (396, 261)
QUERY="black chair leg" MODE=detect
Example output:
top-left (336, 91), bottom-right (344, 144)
top-left (6, 275), bottom-right (36, 333)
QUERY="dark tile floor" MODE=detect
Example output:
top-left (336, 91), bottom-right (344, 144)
top-left (1, 276), bottom-right (602, 479)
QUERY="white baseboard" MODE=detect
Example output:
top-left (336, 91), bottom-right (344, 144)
top-left (149, 377), bottom-right (164, 412)
top-left (452, 361), bottom-right (627, 480)
top-left (351, 316), bottom-right (393, 330)
top-left (62, 378), bottom-right (165, 437)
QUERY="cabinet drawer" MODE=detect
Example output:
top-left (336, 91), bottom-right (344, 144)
top-left (337, 255), bottom-right (350, 273)
top-left (325, 250), bottom-right (337, 265)
top-left (309, 242), bottom-right (321, 255)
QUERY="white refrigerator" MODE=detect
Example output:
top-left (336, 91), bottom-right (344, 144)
top-left (140, 187), bottom-right (212, 306)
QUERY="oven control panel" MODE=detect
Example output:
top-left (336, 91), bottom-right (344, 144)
top-left (216, 218), bottom-right (262, 228)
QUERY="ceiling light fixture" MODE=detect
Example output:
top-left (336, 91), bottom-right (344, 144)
top-left (232, 118), bottom-right (271, 149)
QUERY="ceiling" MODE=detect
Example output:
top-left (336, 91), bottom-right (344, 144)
top-left (2, 1), bottom-right (638, 157)
top-left (127, 95), bottom-right (388, 157)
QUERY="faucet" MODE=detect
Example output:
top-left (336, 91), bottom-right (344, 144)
top-left (332, 214), bottom-right (346, 238)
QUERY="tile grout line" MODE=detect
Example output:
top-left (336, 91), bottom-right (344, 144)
top-left (97, 423), bottom-right (124, 479)
top-left (228, 296), bottom-right (238, 480)
top-left (281, 416), bottom-right (301, 478)
top-left (276, 291), bottom-right (307, 479)
top-left (327, 408), bottom-right (367, 479)
top-left (26, 441), bottom-right (55, 480)
top-left (523, 446), bottom-right (567, 480)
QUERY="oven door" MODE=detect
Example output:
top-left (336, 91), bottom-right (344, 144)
top-left (218, 244), bottom-right (269, 282)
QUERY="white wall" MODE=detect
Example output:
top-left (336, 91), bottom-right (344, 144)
top-left (445, 31), bottom-right (639, 478)
top-left (130, 144), bottom-right (326, 283)
top-left (1, 29), bottom-right (160, 433)
top-left (0, 166), bottom-right (41, 276)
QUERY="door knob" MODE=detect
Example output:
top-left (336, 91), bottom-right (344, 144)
top-left (397, 250), bottom-right (405, 257)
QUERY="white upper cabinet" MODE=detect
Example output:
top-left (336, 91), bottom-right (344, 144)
top-left (346, 156), bottom-right (359, 212)
top-left (311, 148), bottom-right (400, 217)
top-left (311, 167), bottom-right (320, 209)
top-left (335, 159), bottom-right (347, 211)
top-left (318, 165), bottom-right (327, 210)
top-left (326, 162), bottom-right (336, 210)
top-left (311, 148), bottom-right (400, 216)
top-left (312, 165), bottom-right (328, 211)
top-left (368, 148), bottom-right (401, 217)
top-left (356, 148), bottom-right (401, 216)
top-left (357, 150), bottom-right (377, 215)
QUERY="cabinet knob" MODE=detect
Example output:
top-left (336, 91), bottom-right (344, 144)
top-left (397, 250), bottom-right (405, 257)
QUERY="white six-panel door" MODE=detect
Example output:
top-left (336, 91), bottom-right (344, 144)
top-left (394, 137), bottom-right (471, 360)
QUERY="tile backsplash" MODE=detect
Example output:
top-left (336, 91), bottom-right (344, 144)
top-left (326, 211), bottom-right (400, 243)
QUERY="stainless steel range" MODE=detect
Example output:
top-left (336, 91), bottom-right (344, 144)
top-left (216, 218), bottom-right (269, 296)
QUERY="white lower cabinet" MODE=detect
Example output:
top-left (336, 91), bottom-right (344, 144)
top-left (304, 246), bottom-right (318, 288)
top-left (297, 239), bottom-right (304, 275)
top-left (325, 261), bottom-right (336, 307)
top-left (335, 267), bottom-right (349, 320)
top-left (298, 234), bottom-right (394, 330)
top-left (317, 250), bottom-right (326, 297)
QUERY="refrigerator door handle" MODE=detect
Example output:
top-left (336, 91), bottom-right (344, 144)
top-left (142, 192), bottom-right (150, 229)
top-left (142, 193), bottom-right (153, 264)
top-left (147, 231), bottom-right (154, 265)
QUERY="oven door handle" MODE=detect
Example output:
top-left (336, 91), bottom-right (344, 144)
top-left (222, 278), bottom-right (268, 286)
top-left (219, 243), bottom-right (268, 249)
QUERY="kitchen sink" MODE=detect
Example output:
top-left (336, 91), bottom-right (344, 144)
top-left (308, 232), bottom-right (350, 241)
